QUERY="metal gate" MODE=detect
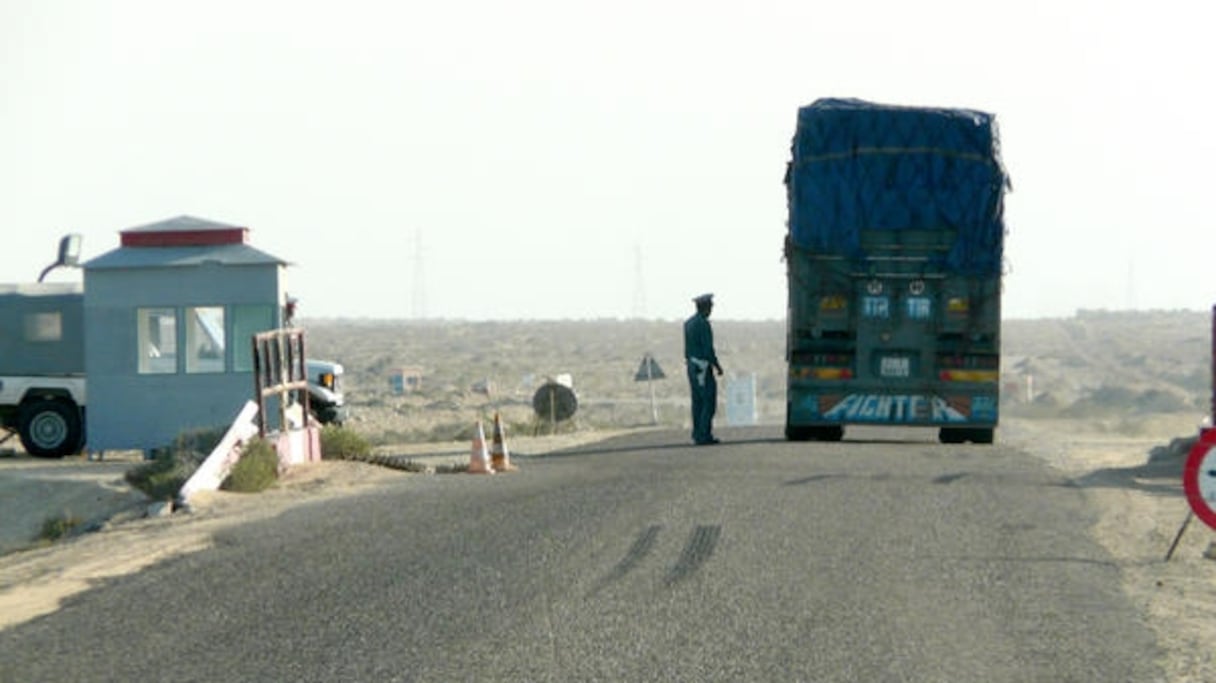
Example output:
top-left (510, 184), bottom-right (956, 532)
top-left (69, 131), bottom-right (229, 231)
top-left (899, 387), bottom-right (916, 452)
top-left (251, 329), bottom-right (311, 438)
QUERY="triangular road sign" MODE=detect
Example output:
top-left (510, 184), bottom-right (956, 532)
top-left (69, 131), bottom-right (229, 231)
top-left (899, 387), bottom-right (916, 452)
top-left (634, 353), bottom-right (666, 381)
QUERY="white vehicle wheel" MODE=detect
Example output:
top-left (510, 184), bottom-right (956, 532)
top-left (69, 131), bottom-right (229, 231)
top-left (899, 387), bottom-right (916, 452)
top-left (18, 399), bottom-right (82, 458)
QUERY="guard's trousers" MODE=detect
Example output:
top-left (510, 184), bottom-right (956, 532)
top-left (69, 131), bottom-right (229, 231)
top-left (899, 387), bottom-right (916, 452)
top-left (687, 366), bottom-right (717, 444)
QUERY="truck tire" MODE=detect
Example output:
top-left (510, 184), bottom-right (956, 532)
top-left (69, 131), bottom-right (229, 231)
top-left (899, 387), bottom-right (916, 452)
top-left (812, 425), bottom-right (845, 442)
top-left (18, 399), bottom-right (83, 458)
top-left (785, 423), bottom-right (844, 442)
top-left (311, 404), bottom-right (341, 426)
top-left (939, 427), bottom-right (966, 444)
top-left (785, 423), bottom-right (815, 441)
top-left (785, 403), bottom-right (844, 442)
top-left (970, 428), bottom-right (995, 444)
top-left (939, 427), bottom-right (994, 445)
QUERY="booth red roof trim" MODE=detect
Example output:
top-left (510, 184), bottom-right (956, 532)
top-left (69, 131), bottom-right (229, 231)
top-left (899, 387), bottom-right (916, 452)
top-left (120, 215), bottom-right (249, 247)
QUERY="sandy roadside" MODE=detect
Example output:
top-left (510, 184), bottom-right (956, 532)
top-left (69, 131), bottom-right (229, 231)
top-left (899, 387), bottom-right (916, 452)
top-left (1003, 417), bottom-right (1216, 682)
top-left (1, 421), bottom-right (1214, 679)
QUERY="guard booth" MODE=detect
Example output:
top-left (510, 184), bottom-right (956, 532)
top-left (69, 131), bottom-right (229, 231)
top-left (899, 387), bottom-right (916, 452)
top-left (82, 216), bottom-right (288, 452)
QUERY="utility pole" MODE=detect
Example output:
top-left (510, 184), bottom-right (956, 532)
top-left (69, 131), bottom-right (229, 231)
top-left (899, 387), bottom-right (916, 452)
top-left (412, 231), bottom-right (427, 319)
top-left (631, 243), bottom-right (646, 320)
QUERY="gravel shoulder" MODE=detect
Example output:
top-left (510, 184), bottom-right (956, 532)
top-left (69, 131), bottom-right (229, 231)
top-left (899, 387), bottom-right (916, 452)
top-left (2, 419), bottom-right (1214, 680)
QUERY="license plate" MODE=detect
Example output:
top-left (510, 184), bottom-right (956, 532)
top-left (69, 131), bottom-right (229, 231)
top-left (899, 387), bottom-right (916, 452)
top-left (880, 356), bottom-right (911, 377)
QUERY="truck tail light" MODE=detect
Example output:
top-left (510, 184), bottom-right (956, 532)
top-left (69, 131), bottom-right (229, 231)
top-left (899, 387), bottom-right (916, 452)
top-left (939, 369), bottom-right (999, 382)
top-left (937, 354), bottom-right (998, 382)
top-left (819, 295), bottom-right (848, 313)
top-left (791, 353), bottom-right (854, 380)
top-left (791, 367), bottom-right (855, 380)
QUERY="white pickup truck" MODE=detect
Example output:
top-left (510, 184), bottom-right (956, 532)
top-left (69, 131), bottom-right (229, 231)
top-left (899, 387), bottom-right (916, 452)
top-left (0, 282), bottom-right (88, 457)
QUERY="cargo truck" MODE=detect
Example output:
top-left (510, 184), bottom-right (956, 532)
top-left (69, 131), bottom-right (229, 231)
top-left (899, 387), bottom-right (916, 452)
top-left (783, 99), bottom-right (1010, 443)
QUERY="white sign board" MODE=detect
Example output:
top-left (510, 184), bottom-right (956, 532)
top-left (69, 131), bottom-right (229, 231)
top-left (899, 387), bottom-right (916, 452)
top-left (725, 374), bottom-right (757, 427)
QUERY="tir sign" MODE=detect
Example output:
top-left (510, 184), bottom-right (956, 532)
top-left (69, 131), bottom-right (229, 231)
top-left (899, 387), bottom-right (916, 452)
top-left (863, 296), bottom-right (889, 319)
top-left (905, 297), bottom-right (932, 320)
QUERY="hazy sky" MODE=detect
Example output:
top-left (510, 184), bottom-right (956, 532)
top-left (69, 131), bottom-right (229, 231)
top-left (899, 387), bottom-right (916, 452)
top-left (3, 0), bottom-right (1213, 320)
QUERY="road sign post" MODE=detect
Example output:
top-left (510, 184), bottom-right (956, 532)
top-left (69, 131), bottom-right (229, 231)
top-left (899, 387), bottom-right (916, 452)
top-left (634, 353), bottom-right (665, 426)
top-left (1167, 428), bottom-right (1216, 561)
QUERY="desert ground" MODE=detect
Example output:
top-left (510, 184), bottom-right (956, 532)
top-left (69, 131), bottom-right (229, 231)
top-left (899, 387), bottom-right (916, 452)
top-left (2, 310), bottom-right (1215, 680)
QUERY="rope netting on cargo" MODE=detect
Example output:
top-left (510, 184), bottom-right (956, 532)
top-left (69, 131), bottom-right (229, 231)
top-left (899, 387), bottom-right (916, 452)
top-left (786, 98), bottom-right (1010, 276)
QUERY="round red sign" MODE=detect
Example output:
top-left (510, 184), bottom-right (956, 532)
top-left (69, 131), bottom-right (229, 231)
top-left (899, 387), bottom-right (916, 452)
top-left (1183, 435), bottom-right (1216, 530)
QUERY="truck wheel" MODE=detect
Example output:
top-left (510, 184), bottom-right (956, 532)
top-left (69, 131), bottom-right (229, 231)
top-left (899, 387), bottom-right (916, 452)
top-left (970, 428), bottom-right (995, 444)
top-left (786, 424), bottom-right (844, 442)
top-left (939, 427), bottom-right (966, 444)
top-left (309, 404), bottom-right (343, 426)
top-left (785, 423), bottom-right (814, 441)
top-left (18, 399), bottom-right (83, 458)
top-left (812, 426), bottom-right (845, 442)
top-left (940, 427), bottom-right (995, 444)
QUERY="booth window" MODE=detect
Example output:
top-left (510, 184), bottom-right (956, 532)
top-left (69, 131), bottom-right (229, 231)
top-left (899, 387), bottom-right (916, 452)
top-left (232, 305), bottom-right (276, 371)
top-left (24, 312), bottom-right (63, 342)
top-left (138, 307), bottom-right (178, 374)
top-left (186, 306), bottom-right (226, 373)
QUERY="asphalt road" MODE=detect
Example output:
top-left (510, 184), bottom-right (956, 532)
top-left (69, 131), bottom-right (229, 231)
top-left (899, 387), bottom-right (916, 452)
top-left (0, 426), bottom-right (1161, 682)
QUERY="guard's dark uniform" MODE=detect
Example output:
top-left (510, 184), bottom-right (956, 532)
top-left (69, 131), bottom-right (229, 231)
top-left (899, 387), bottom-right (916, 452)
top-left (684, 296), bottom-right (720, 444)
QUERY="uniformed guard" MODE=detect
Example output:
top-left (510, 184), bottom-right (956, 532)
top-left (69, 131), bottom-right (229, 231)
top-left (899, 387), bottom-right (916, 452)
top-left (684, 293), bottom-right (723, 445)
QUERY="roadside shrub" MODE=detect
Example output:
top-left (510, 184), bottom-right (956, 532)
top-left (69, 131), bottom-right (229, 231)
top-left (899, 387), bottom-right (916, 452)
top-left (170, 426), bottom-right (228, 456)
top-left (124, 426), bottom-right (226, 499)
top-left (223, 438), bottom-right (278, 493)
top-left (39, 512), bottom-right (83, 542)
top-left (320, 425), bottom-right (371, 460)
top-left (125, 451), bottom-right (203, 500)
top-left (1132, 389), bottom-right (1192, 414)
top-left (1164, 369), bottom-right (1210, 396)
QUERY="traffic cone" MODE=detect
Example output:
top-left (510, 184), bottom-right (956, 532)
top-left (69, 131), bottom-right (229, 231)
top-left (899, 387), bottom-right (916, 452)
top-left (467, 420), bottom-right (494, 474)
top-left (491, 412), bottom-right (517, 472)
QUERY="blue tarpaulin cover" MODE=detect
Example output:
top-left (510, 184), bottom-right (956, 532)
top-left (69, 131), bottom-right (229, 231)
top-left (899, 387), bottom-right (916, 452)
top-left (787, 98), bottom-right (1009, 276)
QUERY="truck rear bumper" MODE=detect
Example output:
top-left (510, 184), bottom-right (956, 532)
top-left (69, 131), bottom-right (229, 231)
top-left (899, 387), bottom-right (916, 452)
top-left (787, 386), bottom-right (997, 427)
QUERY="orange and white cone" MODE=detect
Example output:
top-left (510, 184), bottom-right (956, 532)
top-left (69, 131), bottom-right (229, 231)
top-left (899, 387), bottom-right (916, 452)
top-left (468, 420), bottom-right (494, 474)
top-left (491, 412), bottom-right (517, 472)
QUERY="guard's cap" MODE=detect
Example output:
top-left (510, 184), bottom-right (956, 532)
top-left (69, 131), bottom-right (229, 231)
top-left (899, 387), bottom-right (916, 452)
top-left (692, 293), bottom-right (714, 304)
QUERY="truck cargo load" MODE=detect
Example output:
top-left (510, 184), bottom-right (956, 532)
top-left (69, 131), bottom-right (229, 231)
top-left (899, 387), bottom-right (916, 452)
top-left (787, 98), bottom-right (1007, 275)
